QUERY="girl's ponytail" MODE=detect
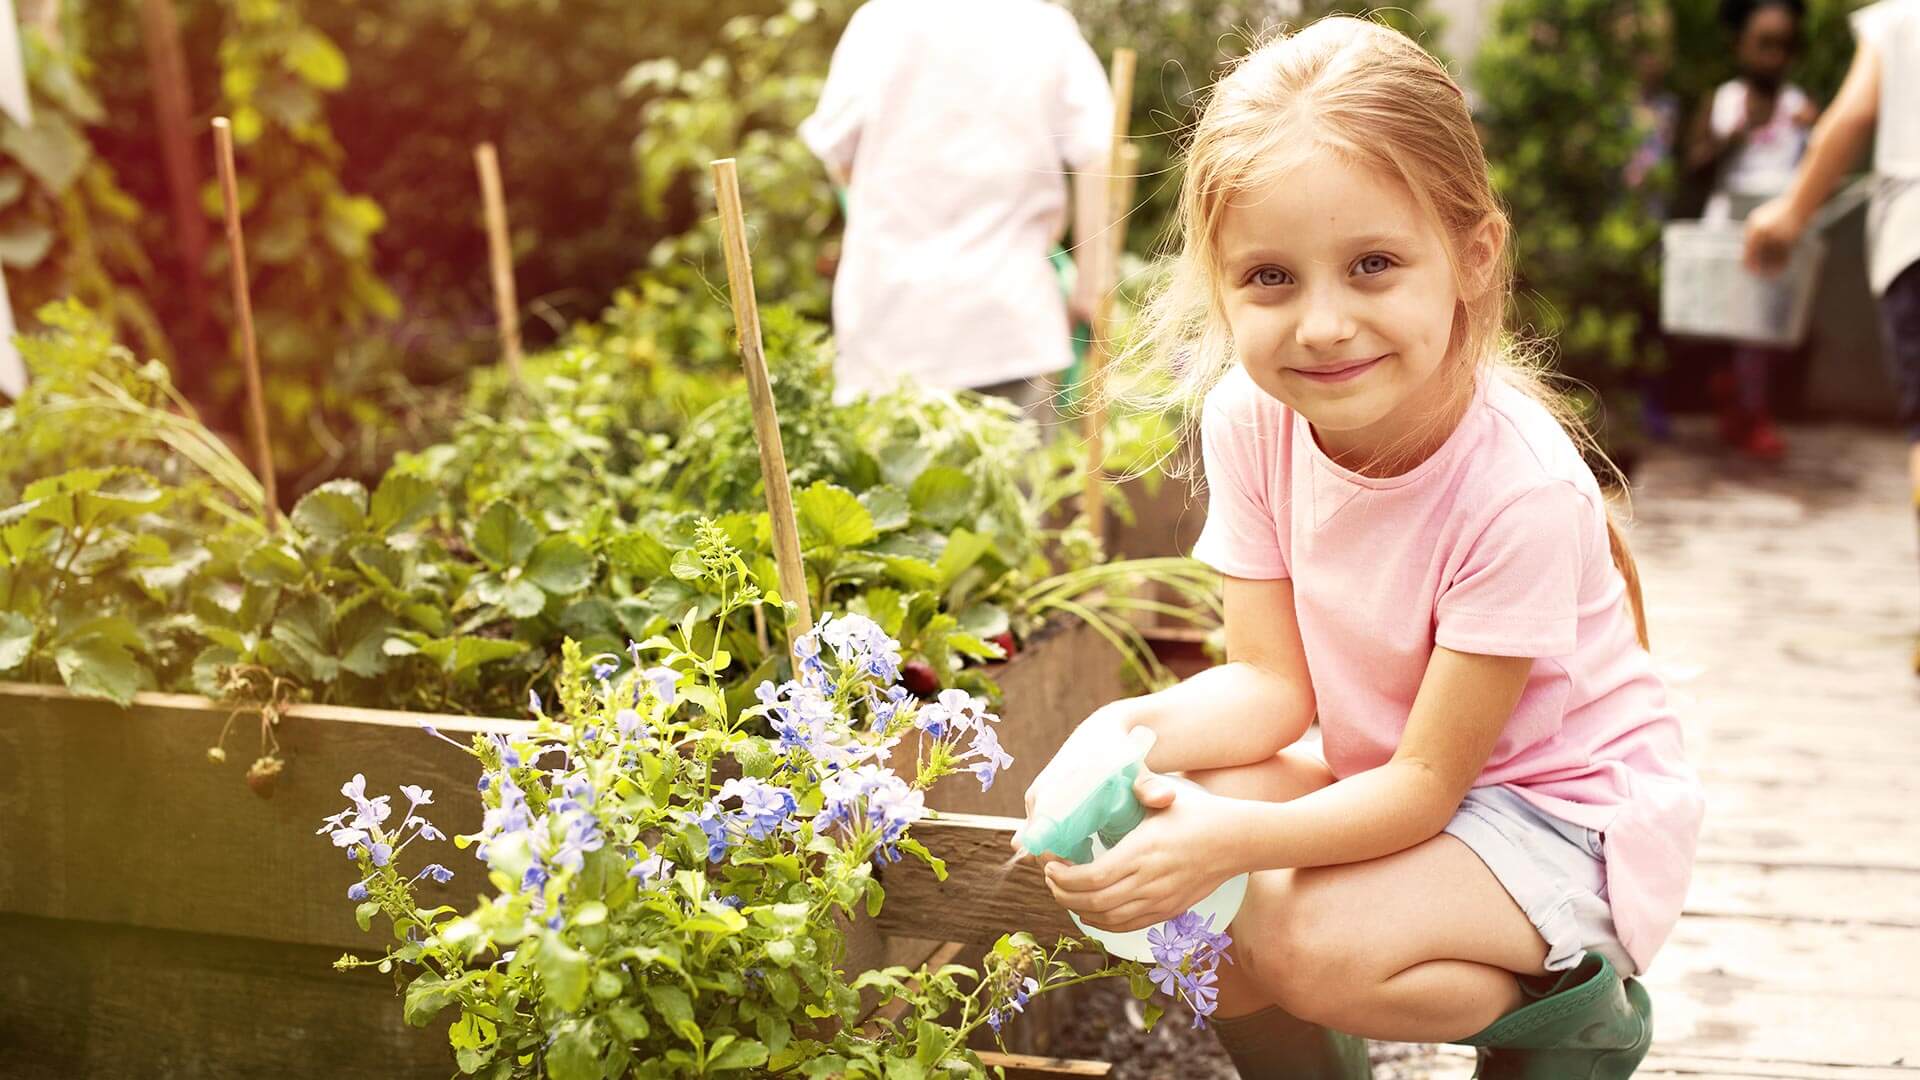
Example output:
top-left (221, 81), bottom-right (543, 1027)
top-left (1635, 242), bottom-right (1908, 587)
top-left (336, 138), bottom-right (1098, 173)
top-left (1606, 513), bottom-right (1649, 650)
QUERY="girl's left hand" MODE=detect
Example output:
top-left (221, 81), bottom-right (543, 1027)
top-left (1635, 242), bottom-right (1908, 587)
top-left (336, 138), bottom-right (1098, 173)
top-left (1042, 769), bottom-right (1243, 934)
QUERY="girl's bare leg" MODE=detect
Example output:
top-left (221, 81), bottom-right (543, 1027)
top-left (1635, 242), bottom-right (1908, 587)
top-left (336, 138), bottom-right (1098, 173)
top-left (1187, 750), bottom-right (1546, 1040)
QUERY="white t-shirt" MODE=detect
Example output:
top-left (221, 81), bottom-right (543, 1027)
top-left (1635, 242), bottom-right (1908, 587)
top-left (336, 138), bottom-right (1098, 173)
top-left (1704, 79), bottom-right (1813, 222)
top-left (799, 0), bottom-right (1110, 395)
top-left (1853, 0), bottom-right (1920, 293)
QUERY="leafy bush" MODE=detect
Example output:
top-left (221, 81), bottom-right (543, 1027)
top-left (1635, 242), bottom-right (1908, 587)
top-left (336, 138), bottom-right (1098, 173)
top-left (2, 304), bottom-right (1217, 719)
top-left (0, 15), bottom-right (166, 362)
top-left (323, 557), bottom-right (1222, 1077)
top-left (1473, 0), bottom-right (1672, 444)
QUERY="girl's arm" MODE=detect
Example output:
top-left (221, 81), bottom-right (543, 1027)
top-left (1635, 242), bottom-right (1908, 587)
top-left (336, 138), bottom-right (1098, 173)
top-left (1043, 644), bottom-right (1534, 931)
top-left (1136, 576), bottom-right (1317, 773)
top-left (1021, 576), bottom-right (1315, 815)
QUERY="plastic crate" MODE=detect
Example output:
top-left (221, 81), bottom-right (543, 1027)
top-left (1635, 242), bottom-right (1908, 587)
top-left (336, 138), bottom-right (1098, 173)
top-left (1660, 219), bottom-right (1825, 348)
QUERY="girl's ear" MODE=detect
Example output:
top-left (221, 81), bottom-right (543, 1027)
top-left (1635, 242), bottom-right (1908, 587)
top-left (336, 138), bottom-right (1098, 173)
top-left (1459, 213), bottom-right (1507, 300)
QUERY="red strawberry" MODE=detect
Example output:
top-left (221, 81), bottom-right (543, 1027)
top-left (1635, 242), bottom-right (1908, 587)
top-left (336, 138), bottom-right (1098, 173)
top-left (988, 632), bottom-right (1017, 660)
top-left (901, 659), bottom-right (939, 697)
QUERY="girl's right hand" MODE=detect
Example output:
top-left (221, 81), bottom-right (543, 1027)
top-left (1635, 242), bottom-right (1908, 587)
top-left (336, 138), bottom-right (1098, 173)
top-left (1020, 698), bottom-right (1155, 822)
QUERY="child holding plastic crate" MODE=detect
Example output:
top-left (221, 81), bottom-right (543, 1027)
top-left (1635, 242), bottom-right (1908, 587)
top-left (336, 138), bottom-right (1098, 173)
top-left (1686, 0), bottom-right (1819, 459)
top-left (1747, 0), bottom-right (1920, 674)
top-left (1021, 15), bottom-right (1705, 1079)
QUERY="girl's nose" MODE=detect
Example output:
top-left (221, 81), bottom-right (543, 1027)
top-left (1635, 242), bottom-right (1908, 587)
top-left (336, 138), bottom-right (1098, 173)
top-left (1294, 288), bottom-right (1359, 350)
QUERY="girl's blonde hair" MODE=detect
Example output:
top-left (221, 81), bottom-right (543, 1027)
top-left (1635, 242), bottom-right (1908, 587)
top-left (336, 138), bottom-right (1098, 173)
top-left (1121, 14), bottom-right (1649, 648)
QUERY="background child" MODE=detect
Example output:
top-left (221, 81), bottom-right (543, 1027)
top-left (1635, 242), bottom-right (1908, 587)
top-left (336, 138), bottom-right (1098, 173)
top-left (1686, 0), bottom-right (1819, 459)
top-left (1745, 0), bottom-right (1920, 674)
top-left (1025, 16), bottom-right (1705, 1078)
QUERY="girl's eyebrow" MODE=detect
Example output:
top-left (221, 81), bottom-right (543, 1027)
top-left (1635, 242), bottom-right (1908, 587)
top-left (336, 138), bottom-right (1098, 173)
top-left (1225, 233), bottom-right (1417, 266)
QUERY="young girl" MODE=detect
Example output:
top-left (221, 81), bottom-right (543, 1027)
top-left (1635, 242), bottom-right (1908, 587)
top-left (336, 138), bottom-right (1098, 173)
top-left (1687, 0), bottom-right (1818, 459)
top-left (1027, 16), bottom-right (1705, 1078)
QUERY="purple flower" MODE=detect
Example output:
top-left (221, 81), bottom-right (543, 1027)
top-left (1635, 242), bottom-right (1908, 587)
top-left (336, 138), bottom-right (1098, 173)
top-left (414, 863), bottom-right (455, 885)
top-left (643, 666), bottom-right (678, 707)
top-left (1147, 910), bottom-right (1234, 1027)
top-left (718, 777), bottom-right (799, 841)
top-left (347, 881), bottom-right (370, 901)
top-left (591, 660), bottom-right (618, 682)
top-left (963, 722), bottom-right (1014, 792)
top-left (528, 689), bottom-right (543, 715)
top-left (819, 764), bottom-right (924, 861)
top-left (630, 852), bottom-right (675, 888)
top-left (368, 842), bottom-right (393, 868)
top-left (614, 708), bottom-right (644, 736)
top-left (691, 800), bottom-right (731, 862)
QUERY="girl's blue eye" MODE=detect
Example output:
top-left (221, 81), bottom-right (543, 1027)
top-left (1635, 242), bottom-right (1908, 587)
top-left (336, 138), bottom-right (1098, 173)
top-left (1251, 266), bottom-right (1290, 288)
top-left (1356, 254), bottom-right (1394, 276)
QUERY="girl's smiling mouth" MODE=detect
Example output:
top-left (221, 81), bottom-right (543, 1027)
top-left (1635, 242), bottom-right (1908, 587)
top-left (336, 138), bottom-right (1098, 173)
top-left (1292, 354), bottom-right (1387, 383)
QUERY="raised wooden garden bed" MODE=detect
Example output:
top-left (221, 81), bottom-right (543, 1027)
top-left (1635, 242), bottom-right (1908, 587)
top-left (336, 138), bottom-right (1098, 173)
top-left (0, 616), bottom-right (1126, 1077)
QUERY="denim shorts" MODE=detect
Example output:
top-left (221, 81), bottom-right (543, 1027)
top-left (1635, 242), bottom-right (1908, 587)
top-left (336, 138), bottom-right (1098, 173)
top-left (1880, 259), bottom-right (1920, 442)
top-left (1442, 785), bottom-right (1636, 977)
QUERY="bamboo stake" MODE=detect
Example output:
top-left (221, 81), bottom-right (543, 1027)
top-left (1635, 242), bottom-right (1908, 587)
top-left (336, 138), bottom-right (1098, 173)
top-left (473, 142), bottom-right (523, 380)
top-left (709, 158), bottom-right (814, 651)
top-left (1080, 48), bottom-right (1137, 547)
top-left (210, 117), bottom-right (277, 523)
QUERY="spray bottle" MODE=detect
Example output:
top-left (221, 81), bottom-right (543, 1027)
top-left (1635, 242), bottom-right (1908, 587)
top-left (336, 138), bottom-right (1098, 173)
top-left (1011, 727), bottom-right (1248, 962)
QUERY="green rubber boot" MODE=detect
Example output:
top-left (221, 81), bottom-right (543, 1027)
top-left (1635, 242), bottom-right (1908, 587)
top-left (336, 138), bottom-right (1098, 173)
top-left (1458, 953), bottom-right (1652, 1079)
top-left (1212, 1005), bottom-right (1374, 1079)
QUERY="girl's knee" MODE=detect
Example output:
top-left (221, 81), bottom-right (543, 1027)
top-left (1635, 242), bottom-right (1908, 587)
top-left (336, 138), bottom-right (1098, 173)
top-left (1233, 868), bottom-right (1371, 1021)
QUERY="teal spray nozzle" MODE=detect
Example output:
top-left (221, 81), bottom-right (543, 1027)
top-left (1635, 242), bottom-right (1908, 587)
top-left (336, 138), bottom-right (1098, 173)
top-left (1016, 726), bottom-right (1248, 963)
top-left (1011, 727), bottom-right (1154, 864)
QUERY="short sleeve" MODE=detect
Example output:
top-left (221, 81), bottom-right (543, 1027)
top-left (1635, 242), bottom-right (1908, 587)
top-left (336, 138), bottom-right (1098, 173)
top-left (1052, 14), bottom-right (1112, 171)
top-left (1434, 482), bottom-right (1587, 658)
top-left (1191, 383), bottom-right (1289, 580)
top-left (799, 5), bottom-right (885, 174)
top-left (1851, 1), bottom-right (1896, 46)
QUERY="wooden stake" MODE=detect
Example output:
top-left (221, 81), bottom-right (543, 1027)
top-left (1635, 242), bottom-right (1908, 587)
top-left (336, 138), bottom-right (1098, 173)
top-left (473, 142), bottom-right (523, 380)
top-left (709, 159), bottom-right (815, 650)
top-left (1081, 48), bottom-right (1137, 547)
top-left (211, 117), bottom-right (277, 522)
top-left (138, 0), bottom-right (211, 386)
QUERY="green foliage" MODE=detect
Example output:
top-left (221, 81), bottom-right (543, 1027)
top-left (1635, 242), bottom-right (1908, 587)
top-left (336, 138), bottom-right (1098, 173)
top-left (1475, 0), bottom-right (1671, 442)
top-left (4, 302), bottom-right (1219, 716)
top-left (0, 466), bottom-right (206, 704)
top-left (329, 559), bottom-right (1141, 1077)
top-left (0, 16), bottom-right (166, 362)
top-left (628, 0), bottom-right (852, 318)
top-left (207, 0), bottom-right (405, 484)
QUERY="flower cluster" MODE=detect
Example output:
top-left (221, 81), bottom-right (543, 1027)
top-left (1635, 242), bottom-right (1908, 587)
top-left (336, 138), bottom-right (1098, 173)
top-left (815, 763), bottom-right (927, 863)
top-left (316, 774), bottom-right (450, 900)
top-left (689, 777), bottom-right (802, 862)
top-left (750, 614), bottom-right (1012, 793)
top-left (324, 555), bottom-right (1071, 1077)
top-left (1147, 910), bottom-right (1234, 1027)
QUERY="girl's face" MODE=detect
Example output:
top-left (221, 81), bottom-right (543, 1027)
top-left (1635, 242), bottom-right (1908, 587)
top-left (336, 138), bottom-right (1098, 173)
top-left (1737, 5), bottom-right (1799, 87)
top-left (1215, 154), bottom-right (1486, 469)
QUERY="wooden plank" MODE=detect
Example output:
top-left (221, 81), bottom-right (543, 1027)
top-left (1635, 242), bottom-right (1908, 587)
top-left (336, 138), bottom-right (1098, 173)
top-left (0, 912), bottom-right (451, 1080)
top-left (1430, 1046), bottom-right (1920, 1078)
top-left (875, 814), bottom-right (1075, 944)
top-left (976, 1051), bottom-right (1112, 1077)
top-left (0, 687), bottom-right (510, 951)
top-left (1685, 861), bottom-right (1920, 928)
top-left (1641, 914), bottom-right (1920, 1068)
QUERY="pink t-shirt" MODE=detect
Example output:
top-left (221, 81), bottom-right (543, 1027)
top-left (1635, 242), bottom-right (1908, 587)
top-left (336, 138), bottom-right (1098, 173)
top-left (1191, 367), bottom-right (1705, 974)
